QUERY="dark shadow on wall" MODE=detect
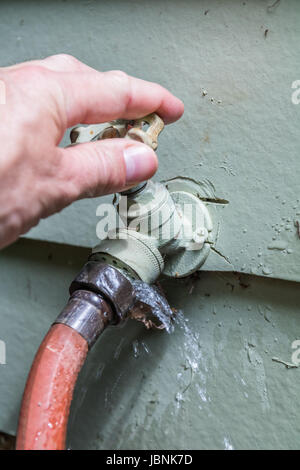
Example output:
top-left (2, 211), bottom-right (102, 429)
top-left (0, 238), bottom-right (90, 269)
top-left (0, 431), bottom-right (15, 450)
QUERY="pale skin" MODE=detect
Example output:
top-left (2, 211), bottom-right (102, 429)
top-left (0, 54), bottom-right (184, 249)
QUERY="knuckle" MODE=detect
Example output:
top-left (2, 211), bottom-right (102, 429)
top-left (108, 70), bottom-right (130, 91)
top-left (109, 69), bottom-right (129, 81)
top-left (99, 143), bottom-right (126, 191)
top-left (47, 53), bottom-right (80, 67)
top-left (6, 211), bottom-right (23, 238)
top-left (107, 70), bottom-right (132, 111)
top-left (57, 152), bottom-right (83, 200)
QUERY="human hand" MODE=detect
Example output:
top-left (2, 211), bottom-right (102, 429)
top-left (0, 54), bottom-right (184, 249)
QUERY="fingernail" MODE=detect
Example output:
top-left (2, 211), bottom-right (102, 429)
top-left (124, 145), bottom-right (157, 184)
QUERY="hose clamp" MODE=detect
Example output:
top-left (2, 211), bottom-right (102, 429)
top-left (69, 261), bottom-right (135, 321)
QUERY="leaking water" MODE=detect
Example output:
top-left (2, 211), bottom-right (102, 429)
top-left (131, 281), bottom-right (209, 408)
top-left (224, 437), bottom-right (234, 450)
top-left (71, 275), bottom-right (237, 448)
top-left (173, 309), bottom-right (203, 375)
top-left (131, 280), bottom-right (175, 333)
top-left (131, 281), bottom-right (208, 407)
top-left (132, 339), bottom-right (140, 358)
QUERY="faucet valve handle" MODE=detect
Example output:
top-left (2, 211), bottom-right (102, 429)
top-left (69, 113), bottom-right (164, 150)
top-left (126, 113), bottom-right (164, 150)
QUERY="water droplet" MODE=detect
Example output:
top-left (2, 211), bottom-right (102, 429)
top-left (224, 437), bottom-right (234, 450)
top-left (175, 392), bottom-right (184, 403)
top-left (141, 341), bottom-right (151, 355)
top-left (262, 266), bottom-right (272, 275)
top-left (132, 340), bottom-right (140, 359)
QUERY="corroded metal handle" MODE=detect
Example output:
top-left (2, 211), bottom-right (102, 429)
top-left (127, 113), bottom-right (164, 150)
top-left (69, 113), bottom-right (164, 150)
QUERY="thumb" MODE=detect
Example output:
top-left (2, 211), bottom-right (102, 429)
top-left (59, 139), bottom-right (158, 198)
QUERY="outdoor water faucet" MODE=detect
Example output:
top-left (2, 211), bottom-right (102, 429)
top-left (70, 113), bottom-right (214, 283)
top-left (17, 112), bottom-right (216, 450)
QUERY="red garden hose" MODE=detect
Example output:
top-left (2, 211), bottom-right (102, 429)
top-left (16, 262), bottom-right (134, 450)
top-left (16, 324), bottom-right (88, 450)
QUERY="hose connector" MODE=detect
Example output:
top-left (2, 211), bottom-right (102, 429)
top-left (54, 290), bottom-right (114, 348)
top-left (54, 262), bottom-right (135, 348)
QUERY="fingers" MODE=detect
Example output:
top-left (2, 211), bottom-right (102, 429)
top-left (59, 139), bottom-right (158, 199)
top-left (41, 55), bottom-right (184, 127)
top-left (4, 54), bottom-right (184, 128)
top-left (62, 70), bottom-right (184, 126)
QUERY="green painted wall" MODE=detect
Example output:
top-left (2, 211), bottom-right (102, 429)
top-left (1, 240), bottom-right (300, 449)
top-left (0, 0), bottom-right (300, 449)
